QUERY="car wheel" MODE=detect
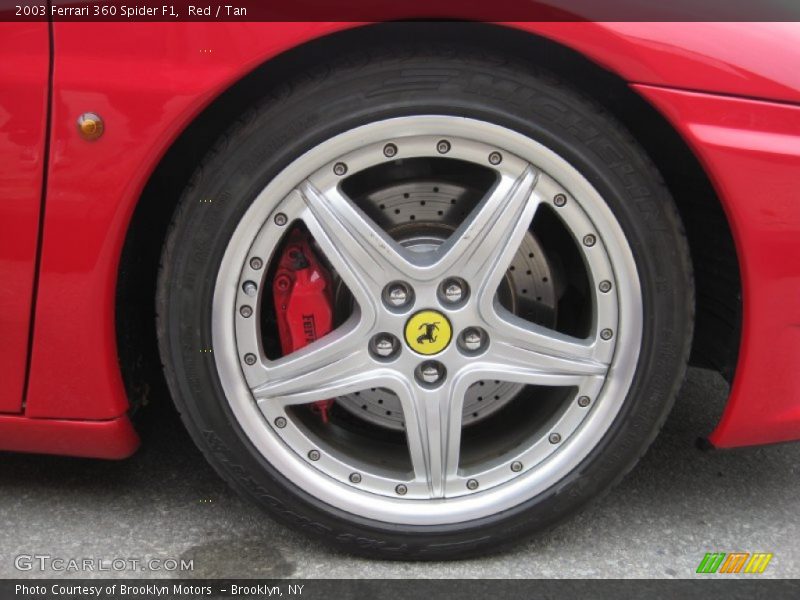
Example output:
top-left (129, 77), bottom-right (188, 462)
top-left (156, 46), bottom-right (693, 559)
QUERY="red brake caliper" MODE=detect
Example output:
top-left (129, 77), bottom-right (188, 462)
top-left (272, 229), bottom-right (335, 422)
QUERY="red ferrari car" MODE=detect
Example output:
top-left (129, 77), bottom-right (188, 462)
top-left (2, 20), bottom-right (800, 559)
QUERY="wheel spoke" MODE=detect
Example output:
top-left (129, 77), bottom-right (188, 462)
top-left (251, 330), bottom-right (374, 406)
top-left (298, 181), bottom-right (414, 308)
top-left (483, 307), bottom-right (609, 386)
top-left (397, 383), bottom-right (464, 498)
top-left (432, 165), bottom-right (540, 295)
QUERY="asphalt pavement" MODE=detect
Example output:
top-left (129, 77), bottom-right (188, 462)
top-left (1, 368), bottom-right (798, 579)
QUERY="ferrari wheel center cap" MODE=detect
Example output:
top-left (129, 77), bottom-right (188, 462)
top-left (405, 310), bottom-right (452, 355)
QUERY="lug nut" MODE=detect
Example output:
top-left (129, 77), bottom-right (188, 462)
top-left (460, 327), bottom-right (486, 353)
top-left (600, 328), bottom-right (614, 340)
top-left (583, 234), bottom-right (597, 247)
top-left (417, 361), bottom-right (444, 386)
top-left (553, 193), bottom-right (567, 207)
top-left (244, 353), bottom-right (257, 365)
top-left (383, 282), bottom-right (412, 309)
top-left (436, 140), bottom-right (451, 154)
top-left (308, 449), bottom-right (321, 461)
top-left (440, 278), bottom-right (468, 305)
top-left (549, 433), bottom-right (562, 444)
top-left (395, 484), bottom-right (408, 496)
top-left (599, 280), bottom-right (612, 293)
top-left (511, 461), bottom-right (523, 472)
top-left (349, 473), bottom-right (362, 484)
top-left (383, 143), bottom-right (397, 158)
top-left (274, 417), bottom-right (287, 428)
top-left (273, 213), bottom-right (287, 226)
top-left (466, 479), bottom-right (479, 490)
top-left (577, 396), bottom-right (591, 408)
top-left (333, 162), bottom-right (348, 176)
top-left (250, 257), bottom-right (264, 270)
top-left (242, 281), bottom-right (258, 296)
top-left (371, 334), bottom-right (399, 359)
top-left (240, 305), bottom-right (253, 318)
top-left (488, 151), bottom-right (502, 165)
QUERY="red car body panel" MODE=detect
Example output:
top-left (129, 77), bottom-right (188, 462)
top-left (2, 21), bottom-right (800, 457)
top-left (0, 23), bottom-right (49, 414)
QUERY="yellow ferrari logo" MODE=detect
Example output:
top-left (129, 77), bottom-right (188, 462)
top-left (405, 310), bottom-right (452, 355)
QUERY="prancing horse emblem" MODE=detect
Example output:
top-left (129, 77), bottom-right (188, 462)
top-left (416, 321), bottom-right (440, 345)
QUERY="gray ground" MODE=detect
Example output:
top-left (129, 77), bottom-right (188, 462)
top-left (1, 368), bottom-right (798, 579)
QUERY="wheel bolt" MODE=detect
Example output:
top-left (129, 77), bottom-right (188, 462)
top-left (549, 433), bottom-right (562, 444)
top-left (308, 449), bottom-right (321, 461)
top-left (333, 162), bottom-right (348, 176)
top-left (459, 327), bottom-right (487, 353)
top-left (249, 257), bottom-right (264, 270)
top-left (371, 334), bottom-right (399, 359)
top-left (583, 234), bottom-right (596, 247)
top-left (274, 417), bottom-right (287, 428)
top-left (383, 282), bottom-right (412, 309)
top-left (440, 278), bottom-right (468, 305)
top-left (553, 193), bottom-right (567, 207)
top-left (466, 479), bottom-right (479, 490)
top-left (383, 143), bottom-right (397, 158)
top-left (273, 213), bottom-right (287, 226)
top-left (577, 396), bottom-right (591, 407)
top-left (349, 473), bottom-right (362, 484)
top-left (244, 353), bottom-right (257, 365)
top-left (437, 140), bottom-right (451, 154)
top-left (243, 281), bottom-right (258, 296)
top-left (240, 305), bottom-right (253, 318)
top-left (488, 151), bottom-right (502, 165)
top-left (417, 361), bottom-right (444, 386)
top-left (511, 461), bottom-right (523, 472)
top-left (599, 280), bottom-right (612, 293)
top-left (395, 484), bottom-right (408, 496)
top-left (600, 328), bottom-right (614, 340)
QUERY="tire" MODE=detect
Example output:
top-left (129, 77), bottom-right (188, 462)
top-left (156, 45), bottom-right (693, 559)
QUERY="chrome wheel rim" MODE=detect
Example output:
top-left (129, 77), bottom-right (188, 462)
top-left (212, 116), bottom-right (642, 525)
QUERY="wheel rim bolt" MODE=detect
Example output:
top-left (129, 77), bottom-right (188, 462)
top-left (274, 417), bottom-right (287, 428)
top-left (333, 162), bottom-right (348, 176)
top-left (308, 449), bottom-right (321, 461)
top-left (549, 433), bottom-right (562, 444)
top-left (600, 328), bottom-right (614, 340)
top-left (383, 143), bottom-right (397, 158)
top-left (553, 193), bottom-right (567, 207)
top-left (437, 140), bottom-right (451, 154)
top-left (250, 257), bottom-right (264, 270)
top-left (510, 461), bottom-right (523, 472)
top-left (577, 396), bottom-right (591, 408)
top-left (466, 479), bottom-right (479, 490)
top-left (273, 213), bottom-right (287, 226)
top-left (583, 234), bottom-right (597, 247)
top-left (599, 280), bottom-right (612, 293)
top-left (243, 281), bottom-right (258, 296)
top-left (395, 484), bottom-right (408, 496)
top-left (440, 278), bottom-right (467, 305)
top-left (488, 151), bottom-right (502, 165)
top-left (372, 334), bottom-right (398, 359)
top-left (349, 473), bottom-right (362, 484)
top-left (244, 353), bottom-right (257, 365)
top-left (460, 327), bottom-right (486, 353)
top-left (418, 362), bottom-right (444, 385)
top-left (240, 305), bottom-right (253, 318)
top-left (384, 282), bottom-right (412, 308)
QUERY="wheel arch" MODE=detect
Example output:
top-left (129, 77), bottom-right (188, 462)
top-left (117, 22), bottom-right (740, 438)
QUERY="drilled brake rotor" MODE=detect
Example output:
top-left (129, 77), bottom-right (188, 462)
top-left (333, 180), bottom-right (558, 431)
